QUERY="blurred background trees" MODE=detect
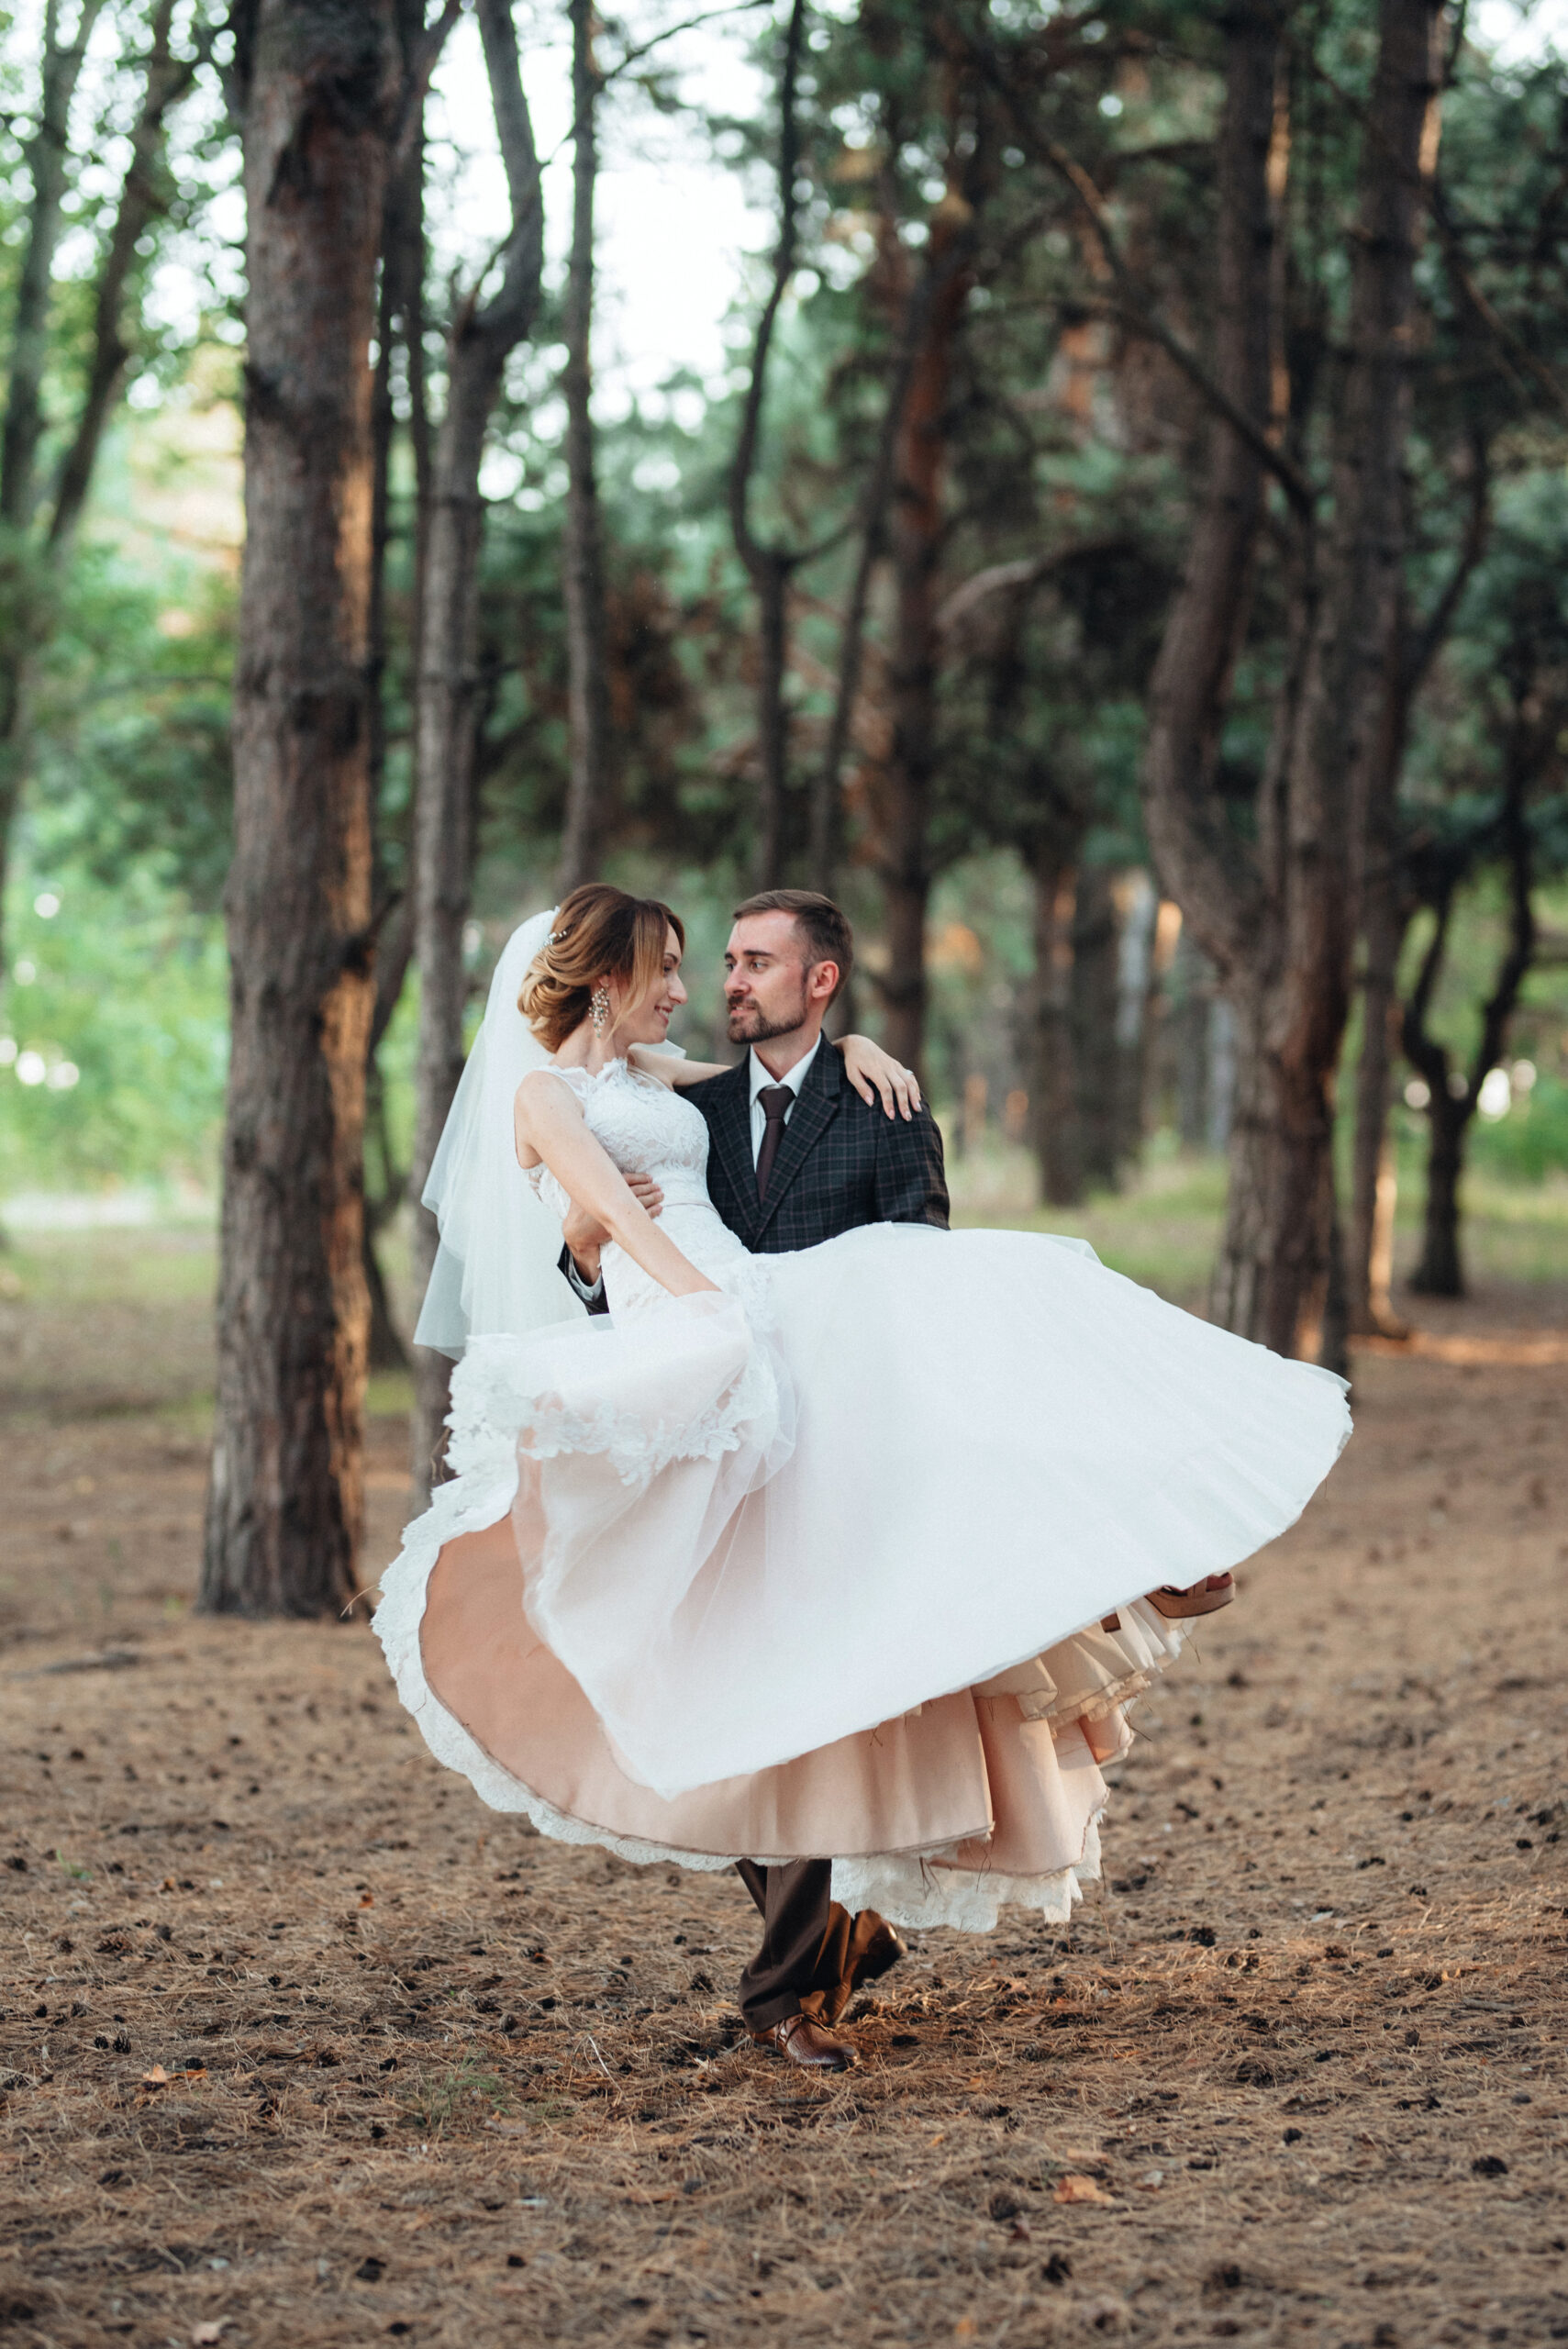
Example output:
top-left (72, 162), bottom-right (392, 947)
top-left (1, 0), bottom-right (1565, 1609)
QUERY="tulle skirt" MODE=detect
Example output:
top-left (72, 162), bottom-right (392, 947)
top-left (374, 1222), bottom-right (1350, 1929)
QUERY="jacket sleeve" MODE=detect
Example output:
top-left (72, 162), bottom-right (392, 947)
top-left (873, 1104), bottom-right (951, 1230)
top-left (557, 1240), bottom-right (612, 1317)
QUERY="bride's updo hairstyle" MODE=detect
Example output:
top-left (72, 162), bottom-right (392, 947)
top-left (518, 883), bottom-right (685, 1051)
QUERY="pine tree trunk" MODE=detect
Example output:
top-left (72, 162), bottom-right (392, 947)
top-left (1148, 0), bottom-right (1441, 1360)
top-left (406, 0), bottom-right (542, 1507)
top-left (557, 0), bottom-right (612, 896)
top-left (1410, 1091), bottom-right (1466, 1296)
top-left (200, 0), bottom-right (399, 1617)
top-left (1404, 743), bottom-right (1534, 1302)
top-left (877, 229), bottom-right (971, 1074)
top-left (1216, 0), bottom-right (1442, 1357)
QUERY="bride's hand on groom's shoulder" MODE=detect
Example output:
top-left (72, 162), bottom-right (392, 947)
top-left (839, 1036), bottom-right (922, 1121)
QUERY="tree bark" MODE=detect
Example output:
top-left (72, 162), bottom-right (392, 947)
top-left (875, 219), bottom-right (973, 1074)
top-left (1143, 0), bottom-right (1441, 1359)
top-left (1229, 0), bottom-right (1441, 1357)
top-left (556, 0), bottom-right (613, 896)
top-left (200, 0), bottom-right (401, 1617)
top-left (407, 0), bottom-right (543, 1508)
top-left (1138, 9), bottom-right (1275, 987)
top-left (1347, 446), bottom-right (1489, 1334)
top-left (1404, 759), bottom-right (1536, 1297)
top-left (807, 290), bottom-right (921, 896)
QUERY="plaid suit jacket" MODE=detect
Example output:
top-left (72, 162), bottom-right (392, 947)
top-left (558, 1041), bottom-right (949, 1311)
top-left (683, 1039), bottom-right (950, 1253)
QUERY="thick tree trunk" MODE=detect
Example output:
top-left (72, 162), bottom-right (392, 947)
top-left (407, 0), bottom-right (543, 1508)
top-left (200, 0), bottom-right (400, 1617)
top-left (556, 0), bottom-right (613, 897)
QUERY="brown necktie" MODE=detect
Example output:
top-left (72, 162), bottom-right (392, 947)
top-left (755, 1085), bottom-right (794, 1201)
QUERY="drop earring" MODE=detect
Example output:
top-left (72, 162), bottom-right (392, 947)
top-left (590, 984), bottom-right (610, 1037)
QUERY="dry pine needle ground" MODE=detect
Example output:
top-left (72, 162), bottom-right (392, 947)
top-left (2, 1274), bottom-right (1565, 2347)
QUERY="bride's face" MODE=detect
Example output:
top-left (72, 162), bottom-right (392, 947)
top-left (609, 925), bottom-right (686, 1048)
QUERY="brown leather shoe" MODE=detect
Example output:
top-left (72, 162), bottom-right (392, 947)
top-left (755, 2009), bottom-right (859, 2072)
top-left (821, 1911), bottom-right (907, 2028)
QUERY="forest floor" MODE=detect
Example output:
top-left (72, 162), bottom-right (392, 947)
top-left (1, 1206), bottom-right (1565, 2349)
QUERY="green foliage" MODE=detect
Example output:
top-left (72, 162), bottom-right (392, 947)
top-left (0, 858), bottom-right (227, 1194)
top-left (3, 0), bottom-right (1566, 1227)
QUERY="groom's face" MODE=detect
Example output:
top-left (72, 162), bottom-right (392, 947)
top-left (724, 912), bottom-right (832, 1045)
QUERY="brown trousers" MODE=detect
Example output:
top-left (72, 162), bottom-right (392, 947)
top-left (733, 1859), bottom-right (853, 2032)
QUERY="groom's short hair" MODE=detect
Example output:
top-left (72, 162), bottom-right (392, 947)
top-left (732, 889), bottom-right (853, 1005)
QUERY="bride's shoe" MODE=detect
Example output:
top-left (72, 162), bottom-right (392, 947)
top-left (1147, 1572), bottom-right (1236, 1621)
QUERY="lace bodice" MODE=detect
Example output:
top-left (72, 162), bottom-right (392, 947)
top-left (526, 1058), bottom-right (762, 1319)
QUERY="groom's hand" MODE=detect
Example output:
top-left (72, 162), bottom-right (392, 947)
top-left (562, 1174), bottom-right (663, 1284)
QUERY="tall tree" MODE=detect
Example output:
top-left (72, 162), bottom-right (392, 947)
top-left (361, 12), bottom-right (434, 1375)
top-left (1143, 0), bottom-right (1442, 1360)
top-left (0, 0), bottom-right (199, 974)
top-left (556, 0), bottom-right (613, 895)
top-left (200, 0), bottom-right (404, 1616)
top-left (407, 0), bottom-right (544, 1507)
top-left (1402, 777), bottom-right (1536, 1297)
top-left (1346, 448), bottom-right (1488, 1335)
top-left (729, 0), bottom-right (852, 887)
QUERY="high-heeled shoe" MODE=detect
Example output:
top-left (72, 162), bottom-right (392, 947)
top-left (1146, 1572), bottom-right (1236, 1621)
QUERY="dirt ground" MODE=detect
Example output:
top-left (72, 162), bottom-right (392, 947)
top-left (2, 1248), bottom-right (1566, 2349)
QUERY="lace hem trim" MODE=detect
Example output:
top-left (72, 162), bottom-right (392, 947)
top-left (831, 1817), bottom-right (1106, 1933)
top-left (373, 1431), bottom-right (1119, 1928)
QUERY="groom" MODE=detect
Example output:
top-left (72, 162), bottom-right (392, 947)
top-left (558, 888), bottom-right (950, 2072)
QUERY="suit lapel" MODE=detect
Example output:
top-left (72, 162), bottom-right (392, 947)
top-left (753, 1041), bottom-right (842, 1243)
top-left (705, 1063), bottom-right (761, 1242)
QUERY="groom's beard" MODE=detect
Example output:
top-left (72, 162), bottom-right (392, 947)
top-left (726, 982), bottom-right (810, 1045)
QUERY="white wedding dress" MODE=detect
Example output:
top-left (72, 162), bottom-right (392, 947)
top-left (374, 1056), bottom-right (1350, 1931)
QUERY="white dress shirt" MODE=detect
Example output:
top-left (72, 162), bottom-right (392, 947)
top-left (748, 1034), bottom-right (821, 1165)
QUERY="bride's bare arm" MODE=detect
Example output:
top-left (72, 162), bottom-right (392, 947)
top-left (628, 1037), bottom-right (922, 1117)
top-left (515, 1072), bottom-right (718, 1300)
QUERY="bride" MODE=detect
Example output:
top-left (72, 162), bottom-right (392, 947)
top-left (375, 883), bottom-right (1350, 2063)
